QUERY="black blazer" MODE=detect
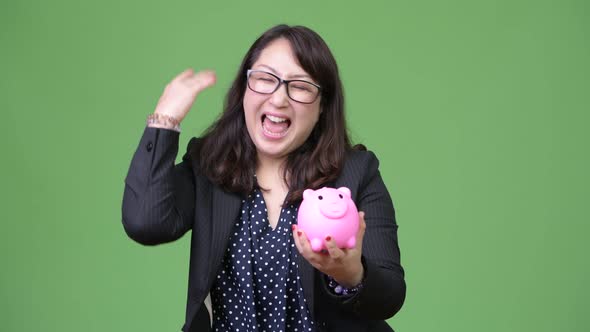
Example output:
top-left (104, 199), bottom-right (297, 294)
top-left (122, 127), bottom-right (406, 331)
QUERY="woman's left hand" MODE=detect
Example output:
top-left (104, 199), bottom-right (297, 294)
top-left (292, 211), bottom-right (367, 288)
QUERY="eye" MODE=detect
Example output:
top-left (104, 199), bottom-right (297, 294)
top-left (291, 83), bottom-right (312, 92)
top-left (318, 196), bottom-right (323, 200)
top-left (339, 194), bottom-right (343, 199)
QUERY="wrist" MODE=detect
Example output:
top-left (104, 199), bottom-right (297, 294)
top-left (326, 271), bottom-right (364, 296)
top-left (333, 263), bottom-right (364, 288)
top-left (147, 113), bottom-right (181, 132)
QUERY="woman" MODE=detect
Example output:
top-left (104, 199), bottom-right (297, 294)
top-left (122, 24), bottom-right (405, 332)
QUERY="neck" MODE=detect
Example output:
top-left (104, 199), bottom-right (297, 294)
top-left (256, 153), bottom-right (288, 190)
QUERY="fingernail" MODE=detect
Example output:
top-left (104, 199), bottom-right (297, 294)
top-left (297, 231), bottom-right (302, 236)
top-left (291, 225), bottom-right (296, 231)
top-left (325, 236), bottom-right (331, 241)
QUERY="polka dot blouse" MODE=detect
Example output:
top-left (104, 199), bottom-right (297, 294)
top-left (211, 188), bottom-right (316, 332)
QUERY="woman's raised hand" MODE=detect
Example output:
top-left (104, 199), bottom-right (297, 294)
top-left (154, 68), bottom-right (217, 123)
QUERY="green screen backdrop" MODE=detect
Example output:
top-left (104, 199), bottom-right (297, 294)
top-left (1, 0), bottom-right (588, 331)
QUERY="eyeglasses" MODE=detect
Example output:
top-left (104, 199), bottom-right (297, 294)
top-left (246, 69), bottom-right (321, 104)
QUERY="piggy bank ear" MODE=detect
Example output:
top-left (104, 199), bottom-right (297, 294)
top-left (303, 189), bottom-right (315, 200)
top-left (337, 187), bottom-right (351, 198)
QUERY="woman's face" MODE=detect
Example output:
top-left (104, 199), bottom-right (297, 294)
top-left (243, 38), bottom-right (322, 163)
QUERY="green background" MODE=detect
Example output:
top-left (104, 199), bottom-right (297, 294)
top-left (1, 0), bottom-right (588, 331)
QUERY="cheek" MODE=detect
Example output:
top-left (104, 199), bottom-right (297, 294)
top-left (243, 91), bottom-right (267, 118)
top-left (298, 107), bottom-right (321, 130)
top-left (242, 91), bottom-right (252, 113)
top-left (243, 93), bottom-right (258, 121)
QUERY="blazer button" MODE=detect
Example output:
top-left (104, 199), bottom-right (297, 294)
top-left (146, 142), bottom-right (153, 152)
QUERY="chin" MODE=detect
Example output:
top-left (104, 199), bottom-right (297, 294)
top-left (257, 145), bottom-right (289, 160)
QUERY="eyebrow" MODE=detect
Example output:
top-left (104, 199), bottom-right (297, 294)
top-left (256, 64), bottom-right (313, 81)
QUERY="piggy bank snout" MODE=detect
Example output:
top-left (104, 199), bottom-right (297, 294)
top-left (319, 200), bottom-right (348, 219)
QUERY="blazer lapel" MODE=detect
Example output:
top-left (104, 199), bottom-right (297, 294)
top-left (208, 186), bottom-right (242, 284)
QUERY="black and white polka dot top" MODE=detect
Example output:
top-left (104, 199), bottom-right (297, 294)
top-left (211, 188), bottom-right (316, 332)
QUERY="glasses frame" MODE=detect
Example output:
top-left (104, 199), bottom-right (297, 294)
top-left (246, 69), bottom-right (322, 104)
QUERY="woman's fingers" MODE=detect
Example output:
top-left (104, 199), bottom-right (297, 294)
top-left (324, 235), bottom-right (344, 260)
top-left (174, 68), bottom-right (196, 82)
top-left (292, 226), bottom-right (325, 268)
top-left (155, 68), bottom-right (217, 123)
top-left (292, 225), bottom-right (314, 258)
top-left (292, 225), bottom-right (304, 254)
top-left (294, 226), bottom-right (314, 255)
top-left (183, 69), bottom-right (217, 94)
top-left (293, 222), bottom-right (364, 284)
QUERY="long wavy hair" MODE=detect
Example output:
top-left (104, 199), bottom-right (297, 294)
top-left (190, 24), bottom-right (362, 204)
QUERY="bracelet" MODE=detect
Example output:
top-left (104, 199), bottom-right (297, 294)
top-left (147, 113), bottom-right (181, 132)
top-left (327, 275), bottom-right (364, 296)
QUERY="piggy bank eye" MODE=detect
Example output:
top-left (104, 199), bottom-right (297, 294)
top-left (339, 194), bottom-right (343, 199)
top-left (318, 196), bottom-right (323, 200)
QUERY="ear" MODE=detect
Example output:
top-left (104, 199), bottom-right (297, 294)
top-left (337, 187), bottom-right (351, 198)
top-left (303, 189), bottom-right (314, 200)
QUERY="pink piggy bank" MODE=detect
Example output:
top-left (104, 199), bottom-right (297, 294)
top-left (297, 187), bottom-right (359, 252)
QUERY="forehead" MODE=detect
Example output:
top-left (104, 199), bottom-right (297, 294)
top-left (252, 38), bottom-right (311, 79)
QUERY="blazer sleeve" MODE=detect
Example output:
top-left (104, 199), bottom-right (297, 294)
top-left (121, 126), bottom-right (196, 245)
top-left (326, 150), bottom-right (406, 319)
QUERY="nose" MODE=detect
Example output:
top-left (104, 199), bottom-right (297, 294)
top-left (269, 82), bottom-right (290, 108)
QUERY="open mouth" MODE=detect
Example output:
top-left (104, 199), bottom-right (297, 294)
top-left (261, 114), bottom-right (291, 138)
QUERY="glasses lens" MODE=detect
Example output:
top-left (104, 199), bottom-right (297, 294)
top-left (248, 71), bottom-right (279, 94)
top-left (247, 70), bottom-right (320, 103)
top-left (287, 81), bottom-right (320, 103)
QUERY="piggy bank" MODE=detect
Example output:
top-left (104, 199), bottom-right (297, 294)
top-left (297, 187), bottom-right (359, 252)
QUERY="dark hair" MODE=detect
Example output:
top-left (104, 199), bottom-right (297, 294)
top-left (190, 24), bottom-right (362, 204)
